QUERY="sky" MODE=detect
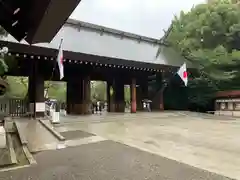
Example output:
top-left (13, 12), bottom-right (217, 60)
top-left (70, 0), bottom-right (205, 39)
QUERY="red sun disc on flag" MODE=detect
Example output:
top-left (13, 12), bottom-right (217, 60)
top-left (60, 56), bottom-right (63, 65)
top-left (183, 71), bottom-right (187, 79)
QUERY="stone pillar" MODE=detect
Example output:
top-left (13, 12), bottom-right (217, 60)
top-left (28, 61), bottom-right (45, 118)
top-left (115, 80), bottom-right (125, 112)
top-left (83, 76), bottom-right (91, 114)
top-left (131, 78), bottom-right (137, 113)
top-left (107, 81), bottom-right (115, 112)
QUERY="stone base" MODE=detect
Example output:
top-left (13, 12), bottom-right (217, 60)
top-left (108, 103), bottom-right (116, 112)
top-left (4, 117), bottom-right (15, 133)
top-left (131, 101), bottom-right (137, 113)
top-left (137, 102), bottom-right (143, 111)
top-left (115, 102), bottom-right (125, 112)
top-left (68, 103), bottom-right (92, 115)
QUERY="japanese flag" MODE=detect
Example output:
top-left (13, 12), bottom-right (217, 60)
top-left (177, 63), bottom-right (188, 86)
top-left (57, 40), bottom-right (64, 80)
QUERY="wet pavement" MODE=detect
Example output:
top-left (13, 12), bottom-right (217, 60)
top-left (0, 148), bottom-right (11, 167)
top-left (15, 119), bottom-right (60, 153)
top-left (1, 111), bottom-right (239, 180)
top-left (60, 130), bottom-right (95, 140)
top-left (0, 140), bottom-right (232, 180)
top-left (55, 111), bottom-right (240, 179)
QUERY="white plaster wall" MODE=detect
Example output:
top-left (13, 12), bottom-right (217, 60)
top-left (2, 22), bottom-right (186, 67)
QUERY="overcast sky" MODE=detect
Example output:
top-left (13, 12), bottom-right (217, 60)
top-left (70, 0), bottom-right (205, 39)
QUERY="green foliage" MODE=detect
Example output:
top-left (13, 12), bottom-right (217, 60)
top-left (91, 81), bottom-right (106, 102)
top-left (6, 78), bottom-right (67, 102)
top-left (45, 81), bottom-right (66, 102)
top-left (90, 81), bottom-right (131, 102)
top-left (124, 86), bottom-right (130, 103)
top-left (165, 0), bottom-right (240, 107)
top-left (6, 76), bottom-right (28, 98)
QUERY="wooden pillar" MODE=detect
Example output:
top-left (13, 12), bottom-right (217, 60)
top-left (136, 80), bottom-right (148, 111)
top-left (28, 60), bottom-right (45, 118)
top-left (107, 80), bottom-right (115, 112)
top-left (83, 76), bottom-right (91, 114)
top-left (67, 79), bottom-right (84, 115)
top-left (115, 80), bottom-right (125, 112)
top-left (131, 78), bottom-right (136, 113)
top-left (136, 86), bottom-right (143, 111)
top-left (66, 81), bottom-right (72, 114)
top-left (151, 72), bottom-right (164, 111)
top-left (160, 90), bottom-right (164, 111)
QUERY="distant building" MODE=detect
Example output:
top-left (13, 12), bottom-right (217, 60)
top-left (215, 90), bottom-right (240, 116)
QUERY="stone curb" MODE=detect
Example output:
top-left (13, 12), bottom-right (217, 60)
top-left (6, 134), bottom-right (17, 164)
top-left (22, 145), bottom-right (37, 165)
top-left (38, 119), bottom-right (65, 141)
top-left (14, 122), bottom-right (28, 145)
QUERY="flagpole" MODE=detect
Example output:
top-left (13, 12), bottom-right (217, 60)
top-left (52, 38), bottom-right (63, 73)
top-left (160, 63), bottom-right (188, 93)
top-left (58, 38), bottom-right (63, 50)
top-left (44, 39), bottom-right (63, 99)
top-left (158, 65), bottom-right (185, 95)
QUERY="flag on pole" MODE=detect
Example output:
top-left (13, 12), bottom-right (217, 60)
top-left (177, 63), bottom-right (188, 86)
top-left (57, 39), bottom-right (64, 80)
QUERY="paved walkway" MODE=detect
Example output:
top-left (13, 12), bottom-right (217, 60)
top-left (0, 140), bottom-right (231, 180)
top-left (0, 111), bottom-right (238, 180)
top-left (55, 111), bottom-right (240, 179)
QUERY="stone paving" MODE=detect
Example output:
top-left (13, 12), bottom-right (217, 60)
top-left (0, 148), bottom-right (11, 167)
top-left (15, 119), bottom-right (60, 153)
top-left (60, 130), bottom-right (95, 140)
top-left (55, 111), bottom-right (240, 179)
top-left (0, 141), bottom-right (232, 180)
top-left (0, 111), bottom-right (239, 180)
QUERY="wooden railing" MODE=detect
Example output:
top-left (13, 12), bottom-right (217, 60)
top-left (0, 98), bottom-right (28, 117)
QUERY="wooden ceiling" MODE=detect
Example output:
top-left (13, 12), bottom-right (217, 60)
top-left (0, 0), bottom-right (81, 44)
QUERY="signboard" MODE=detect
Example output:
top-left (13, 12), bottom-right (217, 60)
top-left (36, 102), bottom-right (45, 112)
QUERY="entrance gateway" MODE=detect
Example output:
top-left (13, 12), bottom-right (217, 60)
top-left (0, 19), bottom-right (191, 117)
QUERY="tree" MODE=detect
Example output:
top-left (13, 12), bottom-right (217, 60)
top-left (45, 81), bottom-right (66, 102)
top-left (5, 76), bottom-right (28, 98)
top-left (91, 81), bottom-right (106, 102)
top-left (164, 0), bottom-right (240, 107)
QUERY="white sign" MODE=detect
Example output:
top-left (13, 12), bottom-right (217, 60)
top-left (0, 126), bottom-right (6, 148)
top-left (36, 102), bottom-right (45, 112)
